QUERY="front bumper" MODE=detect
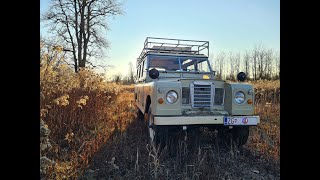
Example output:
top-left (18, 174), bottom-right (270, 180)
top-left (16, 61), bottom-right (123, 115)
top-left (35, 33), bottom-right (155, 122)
top-left (153, 115), bottom-right (260, 125)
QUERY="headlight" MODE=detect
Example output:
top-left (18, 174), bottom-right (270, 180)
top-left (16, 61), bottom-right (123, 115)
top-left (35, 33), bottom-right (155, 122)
top-left (234, 91), bottom-right (245, 104)
top-left (166, 90), bottom-right (178, 104)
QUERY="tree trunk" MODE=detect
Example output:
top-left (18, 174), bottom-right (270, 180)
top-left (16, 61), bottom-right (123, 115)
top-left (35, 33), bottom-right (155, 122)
top-left (78, 0), bottom-right (86, 68)
top-left (82, 2), bottom-right (91, 68)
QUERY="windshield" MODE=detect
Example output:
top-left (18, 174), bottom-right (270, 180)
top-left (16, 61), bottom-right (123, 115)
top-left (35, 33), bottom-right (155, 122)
top-left (149, 56), bottom-right (212, 72)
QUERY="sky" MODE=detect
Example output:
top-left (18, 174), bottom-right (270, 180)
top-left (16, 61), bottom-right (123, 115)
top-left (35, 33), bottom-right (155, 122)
top-left (40, 0), bottom-right (280, 79)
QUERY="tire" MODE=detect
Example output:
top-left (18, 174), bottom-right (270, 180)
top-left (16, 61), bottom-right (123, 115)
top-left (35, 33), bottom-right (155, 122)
top-left (231, 126), bottom-right (249, 147)
top-left (147, 106), bottom-right (156, 146)
top-left (136, 108), bottom-right (144, 121)
top-left (188, 127), bottom-right (201, 148)
top-left (219, 126), bottom-right (250, 148)
top-left (147, 106), bottom-right (168, 148)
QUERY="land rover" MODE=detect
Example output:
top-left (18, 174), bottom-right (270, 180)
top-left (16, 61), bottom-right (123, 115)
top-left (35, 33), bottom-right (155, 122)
top-left (134, 37), bottom-right (260, 147)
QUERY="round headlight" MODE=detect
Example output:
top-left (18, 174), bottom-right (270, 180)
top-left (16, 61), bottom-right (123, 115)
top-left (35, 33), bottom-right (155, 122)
top-left (166, 90), bottom-right (178, 104)
top-left (234, 91), bottom-right (245, 104)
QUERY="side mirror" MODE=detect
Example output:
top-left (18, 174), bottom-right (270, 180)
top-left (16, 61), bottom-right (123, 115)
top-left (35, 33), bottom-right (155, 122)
top-left (237, 72), bottom-right (247, 82)
top-left (149, 68), bottom-right (159, 79)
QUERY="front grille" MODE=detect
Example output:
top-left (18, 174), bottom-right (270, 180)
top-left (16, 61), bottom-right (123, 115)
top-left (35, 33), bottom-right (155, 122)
top-left (182, 87), bottom-right (190, 104)
top-left (191, 83), bottom-right (213, 108)
top-left (214, 88), bottom-right (224, 105)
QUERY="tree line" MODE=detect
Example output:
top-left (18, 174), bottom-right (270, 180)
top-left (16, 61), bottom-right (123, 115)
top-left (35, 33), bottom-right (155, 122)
top-left (212, 43), bottom-right (280, 81)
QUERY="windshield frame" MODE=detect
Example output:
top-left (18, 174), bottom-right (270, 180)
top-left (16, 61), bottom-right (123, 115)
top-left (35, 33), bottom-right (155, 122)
top-left (148, 55), bottom-right (213, 73)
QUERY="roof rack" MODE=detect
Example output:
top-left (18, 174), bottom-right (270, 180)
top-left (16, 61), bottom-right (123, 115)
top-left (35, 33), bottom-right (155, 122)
top-left (136, 37), bottom-right (209, 66)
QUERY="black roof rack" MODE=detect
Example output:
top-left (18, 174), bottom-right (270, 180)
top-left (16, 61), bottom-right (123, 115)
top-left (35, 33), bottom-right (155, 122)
top-left (136, 37), bottom-right (209, 66)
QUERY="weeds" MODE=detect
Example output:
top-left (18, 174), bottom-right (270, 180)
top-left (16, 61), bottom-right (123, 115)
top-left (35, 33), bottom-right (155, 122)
top-left (40, 45), bottom-right (132, 179)
top-left (40, 44), bottom-right (279, 179)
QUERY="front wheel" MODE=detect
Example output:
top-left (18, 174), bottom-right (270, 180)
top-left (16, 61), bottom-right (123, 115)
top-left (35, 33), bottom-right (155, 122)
top-left (219, 126), bottom-right (250, 148)
top-left (147, 107), bottom-right (168, 148)
top-left (136, 108), bottom-right (144, 120)
top-left (231, 126), bottom-right (249, 147)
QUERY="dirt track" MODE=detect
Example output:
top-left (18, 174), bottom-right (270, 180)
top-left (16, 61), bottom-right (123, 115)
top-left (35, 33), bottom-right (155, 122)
top-left (80, 114), bottom-right (280, 180)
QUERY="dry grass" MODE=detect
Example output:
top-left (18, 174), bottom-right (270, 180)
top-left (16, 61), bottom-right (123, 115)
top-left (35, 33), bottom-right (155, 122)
top-left (41, 46), bottom-right (279, 179)
top-left (82, 82), bottom-right (280, 179)
top-left (249, 80), bottom-right (280, 163)
top-left (40, 46), bottom-right (135, 179)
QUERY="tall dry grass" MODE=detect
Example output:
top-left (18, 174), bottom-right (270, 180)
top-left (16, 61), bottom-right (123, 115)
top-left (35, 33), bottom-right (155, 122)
top-left (40, 45), bottom-right (135, 179)
top-left (249, 80), bottom-right (280, 163)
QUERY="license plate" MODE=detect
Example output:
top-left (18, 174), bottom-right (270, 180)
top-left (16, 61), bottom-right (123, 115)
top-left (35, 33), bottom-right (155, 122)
top-left (224, 116), bottom-right (258, 125)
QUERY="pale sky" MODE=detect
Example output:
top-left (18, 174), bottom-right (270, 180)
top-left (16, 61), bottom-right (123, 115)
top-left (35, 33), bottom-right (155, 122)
top-left (40, 0), bottom-right (280, 79)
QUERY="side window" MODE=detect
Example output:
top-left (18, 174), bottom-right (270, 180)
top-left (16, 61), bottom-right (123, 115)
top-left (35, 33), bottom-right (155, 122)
top-left (182, 59), bottom-right (196, 71)
top-left (187, 64), bottom-right (195, 71)
top-left (138, 59), bottom-right (147, 82)
top-left (143, 60), bottom-right (147, 76)
top-left (137, 64), bottom-right (141, 79)
top-left (141, 61), bottom-right (144, 77)
top-left (197, 59), bottom-right (210, 72)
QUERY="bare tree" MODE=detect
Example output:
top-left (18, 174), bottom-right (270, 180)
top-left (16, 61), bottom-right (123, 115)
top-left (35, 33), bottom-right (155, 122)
top-left (257, 47), bottom-right (266, 79)
top-left (113, 73), bottom-right (122, 84)
top-left (214, 52), bottom-right (226, 80)
top-left (250, 43), bottom-right (280, 80)
top-left (227, 52), bottom-right (236, 81)
top-left (243, 50), bottom-right (251, 79)
top-left (265, 49), bottom-right (273, 80)
top-left (128, 62), bottom-right (135, 84)
top-left (252, 43), bottom-right (263, 80)
top-left (211, 43), bottom-right (280, 81)
top-left (234, 52), bottom-right (241, 76)
top-left (274, 51), bottom-right (280, 79)
top-left (42, 0), bottom-right (123, 72)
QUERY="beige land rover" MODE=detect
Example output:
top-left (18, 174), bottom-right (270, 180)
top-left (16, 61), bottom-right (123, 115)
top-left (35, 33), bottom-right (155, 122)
top-left (134, 37), bottom-right (260, 147)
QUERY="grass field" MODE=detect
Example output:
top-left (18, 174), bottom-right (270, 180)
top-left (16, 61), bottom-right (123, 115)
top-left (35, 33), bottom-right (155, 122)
top-left (40, 50), bottom-right (279, 179)
top-left (82, 82), bottom-right (280, 179)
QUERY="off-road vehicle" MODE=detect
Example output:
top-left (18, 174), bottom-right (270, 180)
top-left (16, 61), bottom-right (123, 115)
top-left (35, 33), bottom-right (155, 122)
top-left (134, 37), bottom-right (260, 147)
